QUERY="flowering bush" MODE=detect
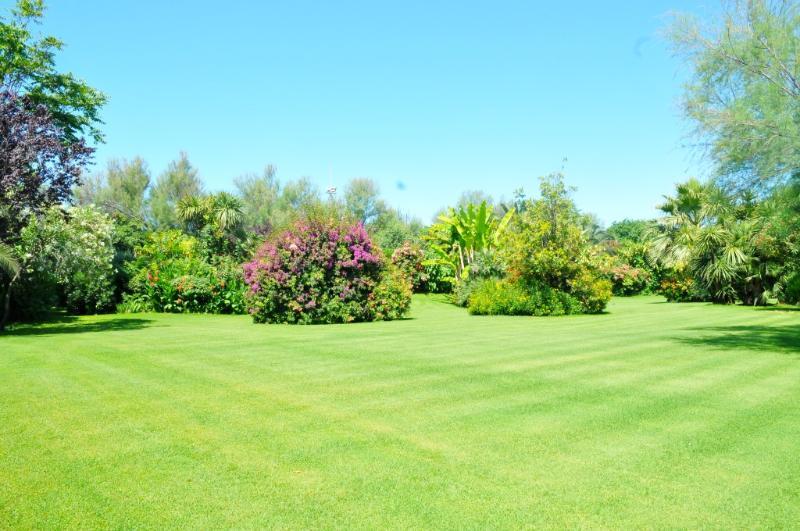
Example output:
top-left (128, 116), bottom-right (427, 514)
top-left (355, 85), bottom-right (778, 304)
top-left (123, 230), bottom-right (246, 314)
top-left (16, 206), bottom-right (115, 315)
top-left (391, 242), bottom-right (425, 291)
top-left (243, 219), bottom-right (411, 324)
top-left (659, 273), bottom-right (707, 302)
top-left (609, 263), bottom-right (652, 296)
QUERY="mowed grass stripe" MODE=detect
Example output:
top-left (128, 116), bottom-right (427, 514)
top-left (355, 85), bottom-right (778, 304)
top-left (1, 296), bottom-right (799, 528)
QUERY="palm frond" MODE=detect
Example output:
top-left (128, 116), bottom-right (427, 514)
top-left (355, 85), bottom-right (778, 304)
top-left (0, 243), bottom-right (21, 278)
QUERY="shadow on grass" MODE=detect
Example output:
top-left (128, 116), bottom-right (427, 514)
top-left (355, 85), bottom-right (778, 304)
top-left (675, 325), bottom-right (800, 355)
top-left (3, 317), bottom-right (154, 337)
top-left (755, 306), bottom-right (800, 313)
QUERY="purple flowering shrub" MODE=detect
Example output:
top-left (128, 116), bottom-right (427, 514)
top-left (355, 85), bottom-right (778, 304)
top-left (243, 219), bottom-right (411, 324)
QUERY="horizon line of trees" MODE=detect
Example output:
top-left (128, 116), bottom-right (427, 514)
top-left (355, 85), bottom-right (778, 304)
top-left (2, 0), bottom-right (800, 329)
top-left (71, 154), bottom-right (425, 252)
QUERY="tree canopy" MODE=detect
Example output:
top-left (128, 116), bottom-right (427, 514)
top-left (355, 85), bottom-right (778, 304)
top-left (670, 0), bottom-right (800, 190)
top-left (0, 89), bottom-right (93, 240)
top-left (0, 0), bottom-right (106, 143)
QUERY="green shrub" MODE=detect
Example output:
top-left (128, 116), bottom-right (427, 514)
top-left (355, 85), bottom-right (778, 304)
top-left (499, 174), bottom-right (612, 315)
top-left (420, 248), bottom-right (453, 294)
top-left (454, 249), bottom-right (505, 306)
top-left (116, 294), bottom-right (151, 314)
top-left (783, 272), bottom-right (800, 304)
top-left (369, 267), bottom-right (413, 320)
top-left (454, 278), bottom-right (485, 307)
top-left (570, 271), bottom-right (613, 314)
top-left (468, 279), bottom-right (530, 315)
top-left (8, 268), bottom-right (58, 321)
top-left (125, 230), bottom-right (246, 314)
top-left (659, 273), bottom-right (707, 302)
top-left (468, 279), bottom-right (582, 316)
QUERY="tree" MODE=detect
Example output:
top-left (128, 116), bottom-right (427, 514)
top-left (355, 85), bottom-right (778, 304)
top-left (457, 190), bottom-right (495, 210)
top-left (273, 177), bottom-right (321, 229)
top-left (648, 178), bottom-right (786, 305)
top-left (234, 165), bottom-right (279, 231)
top-left (74, 158), bottom-right (151, 223)
top-left (0, 89), bottom-right (93, 241)
top-left (607, 219), bottom-right (652, 243)
top-left (0, 241), bottom-right (21, 331)
top-left (0, 0), bottom-right (106, 143)
top-left (176, 192), bottom-right (245, 256)
top-left (500, 173), bottom-right (612, 314)
top-left (150, 152), bottom-right (204, 228)
top-left (580, 213), bottom-right (608, 244)
top-left (503, 174), bottom-right (599, 288)
top-left (344, 178), bottom-right (384, 225)
top-left (370, 208), bottom-right (423, 254)
top-left (766, 180), bottom-right (800, 280)
top-left (669, 1), bottom-right (800, 190)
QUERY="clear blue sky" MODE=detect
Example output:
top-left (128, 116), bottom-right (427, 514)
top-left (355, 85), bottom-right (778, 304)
top-left (22, 0), bottom-right (716, 224)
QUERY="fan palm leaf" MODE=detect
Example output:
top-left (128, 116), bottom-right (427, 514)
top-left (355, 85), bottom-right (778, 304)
top-left (0, 243), bottom-right (20, 278)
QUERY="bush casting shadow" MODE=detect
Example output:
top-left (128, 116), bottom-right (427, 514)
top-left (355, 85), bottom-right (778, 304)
top-left (3, 317), bottom-right (154, 337)
top-left (674, 325), bottom-right (800, 355)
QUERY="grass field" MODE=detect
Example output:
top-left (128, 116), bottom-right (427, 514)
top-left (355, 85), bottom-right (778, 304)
top-left (1, 295), bottom-right (799, 528)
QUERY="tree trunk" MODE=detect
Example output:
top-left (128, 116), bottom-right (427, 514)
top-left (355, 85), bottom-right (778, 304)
top-left (0, 272), bottom-right (19, 332)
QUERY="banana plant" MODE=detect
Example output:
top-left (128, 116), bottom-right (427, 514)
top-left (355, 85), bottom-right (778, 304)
top-left (424, 201), bottom-right (514, 282)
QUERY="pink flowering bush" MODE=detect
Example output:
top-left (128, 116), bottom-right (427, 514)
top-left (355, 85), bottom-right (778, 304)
top-left (244, 219), bottom-right (411, 324)
top-left (609, 263), bottom-right (652, 296)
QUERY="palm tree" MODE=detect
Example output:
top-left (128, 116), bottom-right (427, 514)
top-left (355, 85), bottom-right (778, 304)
top-left (649, 179), bottom-right (763, 304)
top-left (175, 195), bottom-right (205, 228)
top-left (208, 192), bottom-right (244, 234)
top-left (176, 192), bottom-right (246, 257)
top-left (690, 223), bottom-right (749, 303)
top-left (0, 242), bottom-right (21, 332)
top-left (176, 193), bottom-right (244, 236)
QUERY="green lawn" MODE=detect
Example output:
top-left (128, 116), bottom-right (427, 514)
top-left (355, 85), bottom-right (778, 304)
top-left (1, 296), bottom-right (799, 528)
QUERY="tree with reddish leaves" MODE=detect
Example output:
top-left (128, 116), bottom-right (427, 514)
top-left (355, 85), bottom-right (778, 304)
top-left (0, 89), bottom-right (94, 330)
top-left (0, 89), bottom-right (93, 241)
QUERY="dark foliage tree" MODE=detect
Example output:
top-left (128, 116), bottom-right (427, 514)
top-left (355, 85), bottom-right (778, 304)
top-left (0, 89), bottom-right (93, 241)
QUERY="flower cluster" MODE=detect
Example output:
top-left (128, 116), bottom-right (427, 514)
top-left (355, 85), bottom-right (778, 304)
top-left (610, 263), bottom-right (652, 296)
top-left (391, 242), bottom-right (426, 291)
top-left (17, 205), bottom-right (116, 315)
top-left (244, 219), bottom-right (410, 324)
